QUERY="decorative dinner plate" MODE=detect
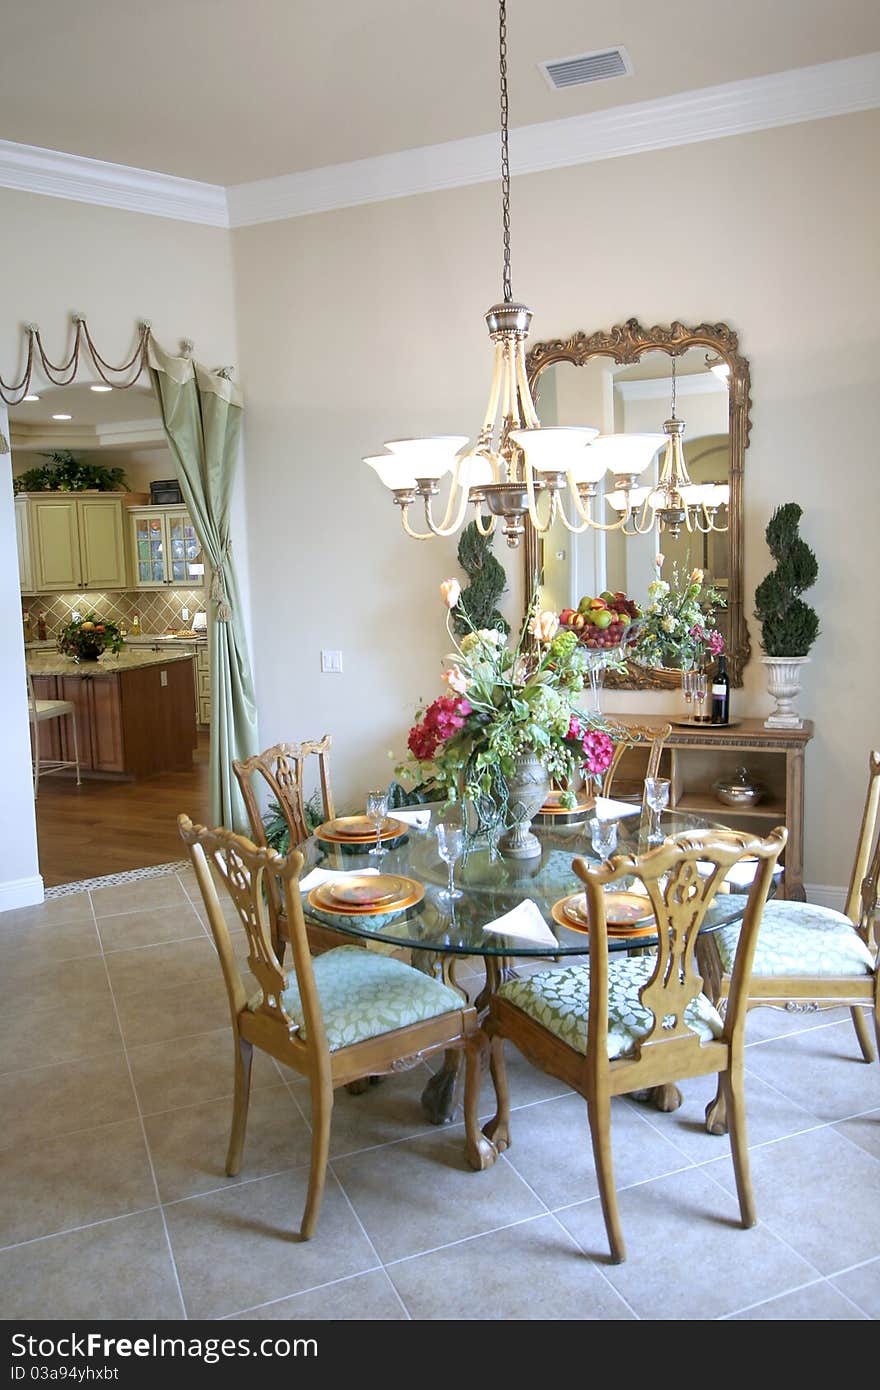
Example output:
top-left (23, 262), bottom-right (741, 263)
top-left (315, 816), bottom-right (408, 844)
top-left (670, 718), bottom-right (742, 729)
top-left (538, 791), bottom-right (594, 816)
top-left (550, 891), bottom-right (657, 938)
top-left (327, 874), bottom-right (408, 907)
top-left (307, 876), bottom-right (424, 917)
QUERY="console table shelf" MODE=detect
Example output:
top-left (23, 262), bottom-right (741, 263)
top-left (614, 715), bottom-right (814, 900)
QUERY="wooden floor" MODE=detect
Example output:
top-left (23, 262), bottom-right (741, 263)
top-left (35, 733), bottom-right (211, 887)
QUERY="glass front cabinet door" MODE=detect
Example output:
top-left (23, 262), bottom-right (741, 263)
top-left (129, 507), bottom-right (204, 589)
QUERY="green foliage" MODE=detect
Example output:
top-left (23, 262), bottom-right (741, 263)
top-left (57, 611), bottom-right (124, 660)
top-left (13, 450), bottom-right (129, 494)
top-left (754, 503), bottom-right (820, 656)
top-left (262, 794), bottom-right (322, 855)
top-left (452, 522), bottom-right (509, 638)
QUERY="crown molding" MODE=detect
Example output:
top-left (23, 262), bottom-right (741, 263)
top-left (10, 417), bottom-right (165, 451)
top-left (227, 50), bottom-right (880, 227)
top-left (615, 375), bottom-right (726, 402)
top-left (0, 139), bottom-right (229, 227)
top-left (0, 52), bottom-right (878, 230)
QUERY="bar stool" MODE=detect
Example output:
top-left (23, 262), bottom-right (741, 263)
top-left (27, 671), bottom-right (81, 798)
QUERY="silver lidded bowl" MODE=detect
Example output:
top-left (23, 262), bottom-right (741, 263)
top-left (713, 766), bottom-right (764, 808)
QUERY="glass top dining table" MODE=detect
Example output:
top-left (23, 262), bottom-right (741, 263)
top-left (301, 801), bottom-right (777, 958)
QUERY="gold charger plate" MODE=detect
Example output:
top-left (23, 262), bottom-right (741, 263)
top-left (308, 876), bottom-right (424, 917)
top-left (539, 790), bottom-right (594, 816)
top-left (315, 815), bottom-right (408, 844)
top-left (550, 891), bottom-right (657, 938)
top-left (327, 874), bottom-right (408, 907)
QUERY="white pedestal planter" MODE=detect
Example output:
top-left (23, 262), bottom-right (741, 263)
top-left (762, 656), bottom-right (810, 729)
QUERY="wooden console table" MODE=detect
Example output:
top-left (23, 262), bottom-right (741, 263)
top-left (614, 715), bottom-right (814, 900)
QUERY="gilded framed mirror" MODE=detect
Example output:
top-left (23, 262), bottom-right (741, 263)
top-left (523, 318), bottom-right (752, 688)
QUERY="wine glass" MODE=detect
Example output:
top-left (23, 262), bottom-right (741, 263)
top-left (589, 814), bottom-right (618, 862)
top-left (643, 776), bottom-right (671, 843)
top-left (436, 822), bottom-right (464, 902)
top-left (681, 669), bottom-right (695, 717)
top-left (366, 789), bottom-right (389, 859)
top-left (693, 668), bottom-right (709, 721)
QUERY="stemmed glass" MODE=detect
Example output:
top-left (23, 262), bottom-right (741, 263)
top-left (682, 669), bottom-right (695, 716)
top-left (643, 776), bottom-right (671, 843)
top-left (436, 822), bottom-right (464, 902)
top-left (589, 814), bottom-right (618, 862)
top-left (366, 789), bottom-right (389, 860)
top-left (692, 668), bottom-right (708, 721)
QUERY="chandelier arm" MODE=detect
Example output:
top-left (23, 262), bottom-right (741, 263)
top-left (481, 343), bottom-right (505, 436)
top-left (514, 342), bottom-right (540, 428)
top-left (708, 512), bottom-right (729, 534)
top-left (400, 504), bottom-right (433, 541)
top-left (507, 339), bottom-right (521, 429)
top-left (553, 490), bottom-right (597, 535)
top-left (433, 455), bottom-right (472, 532)
top-left (564, 474), bottom-right (628, 531)
top-left (473, 507), bottom-right (497, 536)
top-left (631, 496), bottom-right (658, 535)
top-left (522, 453), bottom-right (556, 534)
top-left (422, 481), bottom-right (473, 538)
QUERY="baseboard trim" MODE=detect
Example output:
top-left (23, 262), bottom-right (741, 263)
top-left (0, 874), bottom-right (45, 913)
top-left (804, 883), bottom-right (847, 912)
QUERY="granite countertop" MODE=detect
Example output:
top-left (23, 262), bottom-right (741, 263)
top-left (26, 632), bottom-right (207, 652)
top-left (27, 648), bottom-right (198, 676)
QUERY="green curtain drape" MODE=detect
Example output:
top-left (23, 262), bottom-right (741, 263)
top-left (148, 340), bottom-right (258, 830)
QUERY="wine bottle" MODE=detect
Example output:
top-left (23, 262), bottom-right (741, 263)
top-left (710, 654), bottom-right (730, 725)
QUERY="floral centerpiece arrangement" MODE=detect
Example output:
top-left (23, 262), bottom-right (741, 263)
top-left (57, 612), bottom-right (124, 662)
top-left (401, 580), bottom-right (616, 854)
top-left (632, 557), bottom-right (726, 670)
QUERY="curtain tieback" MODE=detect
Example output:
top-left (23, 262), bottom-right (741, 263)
top-left (211, 543), bottom-right (233, 622)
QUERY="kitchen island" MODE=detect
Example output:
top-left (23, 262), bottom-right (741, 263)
top-left (27, 648), bottom-right (197, 779)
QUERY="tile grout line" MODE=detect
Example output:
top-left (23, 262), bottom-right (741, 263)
top-left (218, 1265), bottom-right (389, 1321)
top-left (325, 1165), bottom-right (413, 1320)
top-left (717, 1274), bottom-right (831, 1320)
top-left (87, 886), bottom-right (190, 1320)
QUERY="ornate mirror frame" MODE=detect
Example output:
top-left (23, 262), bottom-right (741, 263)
top-left (523, 318), bottom-right (752, 689)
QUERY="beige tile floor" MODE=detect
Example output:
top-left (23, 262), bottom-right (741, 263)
top-left (1, 868), bottom-right (878, 1321)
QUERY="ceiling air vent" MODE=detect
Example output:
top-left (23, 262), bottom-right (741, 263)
top-left (540, 46), bottom-right (632, 91)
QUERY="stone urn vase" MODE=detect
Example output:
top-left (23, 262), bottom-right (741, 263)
top-left (498, 750), bottom-right (550, 860)
top-left (762, 655), bottom-right (810, 729)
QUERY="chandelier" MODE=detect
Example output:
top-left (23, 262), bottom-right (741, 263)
top-left (365, 1), bottom-right (729, 546)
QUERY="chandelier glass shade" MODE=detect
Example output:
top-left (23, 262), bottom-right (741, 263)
top-left (364, 1), bottom-right (730, 546)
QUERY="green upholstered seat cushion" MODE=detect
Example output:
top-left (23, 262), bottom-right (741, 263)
top-left (714, 899), bottom-right (876, 979)
top-left (248, 944), bottom-right (463, 1051)
top-left (498, 956), bottom-right (724, 1060)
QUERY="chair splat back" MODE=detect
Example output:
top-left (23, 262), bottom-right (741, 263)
top-left (846, 749), bottom-right (880, 935)
top-left (574, 827), bottom-right (787, 1068)
top-left (233, 737), bottom-right (334, 851)
top-left (585, 722), bottom-right (671, 801)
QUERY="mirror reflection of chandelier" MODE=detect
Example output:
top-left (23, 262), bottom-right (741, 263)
top-left (364, 1), bottom-right (729, 547)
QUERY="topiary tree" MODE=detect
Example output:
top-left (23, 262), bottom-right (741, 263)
top-left (754, 502), bottom-right (819, 656)
top-left (452, 521), bottom-right (509, 638)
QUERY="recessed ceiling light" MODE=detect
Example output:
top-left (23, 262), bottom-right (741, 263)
top-left (51, 413), bottom-right (73, 421)
top-left (23, 394), bottom-right (40, 402)
top-left (89, 384), bottom-right (113, 393)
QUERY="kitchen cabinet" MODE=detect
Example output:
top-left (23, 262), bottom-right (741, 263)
top-left (28, 653), bottom-right (196, 778)
top-left (128, 505), bottom-right (203, 588)
top-left (125, 636), bottom-right (209, 726)
top-left (15, 495), bottom-right (33, 592)
top-left (26, 493), bottom-right (127, 592)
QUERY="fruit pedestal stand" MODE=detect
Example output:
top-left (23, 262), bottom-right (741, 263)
top-left (559, 589), bottom-right (643, 714)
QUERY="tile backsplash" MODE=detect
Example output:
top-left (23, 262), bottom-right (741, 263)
top-left (21, 590), bottom-right (206, 637)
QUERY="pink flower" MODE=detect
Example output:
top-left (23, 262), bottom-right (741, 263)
top-left (655, 553), bottom-right (665, 570)
top-left (441, 663), bottom-right (469, 695)
top-left (440, 578), bottom-right (461, 609)
top-left (566, 715), bottom-right (583, 742)
top-left (582, 730), bottom-right (615, 778)
top-left (529, 609), bottom-right (559, 644)
top-left (689, 623), bottom-right (706, 642)
top-left (708, 630), bottom-right (725, 656)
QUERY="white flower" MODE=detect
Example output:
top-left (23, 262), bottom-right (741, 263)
top-left (529, 610), bottom-right (559, 644)
top-left (440, 578), bottom-right (461, 609)
top-left (690, 567), bottom-right (704, 585)
top-left (661, 616), bottom-right (677, 634)
top-left (656, 553), bottom-right (665, 569)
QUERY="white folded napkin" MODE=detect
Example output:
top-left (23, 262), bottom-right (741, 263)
top-left (388, 806), bottom-right (431, 829)
top-left (299, 865), bottom-right (379, 893)
top-left (594, 795), bottom-right (641, 820)
top-left (696, 859), bottom-right (765, 888)
top-left (483, 899), bottom-right (559, 947)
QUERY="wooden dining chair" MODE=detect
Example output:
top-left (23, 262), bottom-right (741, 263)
top-left (233, 737), bottom-right (347, 956)
top-left (481, 825), bottom-right (787, 1263)
top-left (595, 721), bottom-right (672, 799)
top-left (178, 815), bottom-right (494, 1240)
top-left (699, 749), bottom-right (880, 1134)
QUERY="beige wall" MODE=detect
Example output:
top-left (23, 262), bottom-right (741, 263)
top-left (0, 189), bottom-right (241, 903)
top-left (232, 109), bottom-right (880, 889)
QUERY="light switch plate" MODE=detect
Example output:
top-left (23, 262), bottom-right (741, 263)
top-left (321, 649), bottom-right (343, 674)
top-left (181, 607), bottom-right (189, 621)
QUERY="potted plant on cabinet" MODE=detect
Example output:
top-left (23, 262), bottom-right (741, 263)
top-left (754, 503), bottom-right (819, 728)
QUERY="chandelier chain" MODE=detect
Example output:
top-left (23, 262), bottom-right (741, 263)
top-left (499, 0), bottom-right (512, 304)
top-left (670, 353), bottom-right (677, 418)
